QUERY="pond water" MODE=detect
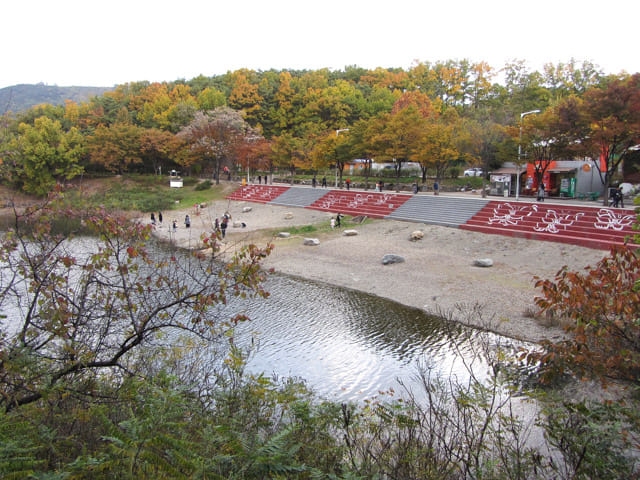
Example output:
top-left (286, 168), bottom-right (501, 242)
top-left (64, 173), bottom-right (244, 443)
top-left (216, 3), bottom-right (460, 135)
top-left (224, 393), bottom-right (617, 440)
top-left (218, 272), bottom-right (520, 402)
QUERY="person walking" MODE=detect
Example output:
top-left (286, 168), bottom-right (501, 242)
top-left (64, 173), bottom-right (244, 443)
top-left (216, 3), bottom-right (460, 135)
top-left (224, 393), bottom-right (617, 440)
top-left (184, 214), bottom-right (191, 228)
top-left (433, 181), bottom-right (439, 195)
top-left (220, 215), bottom-right (228, 238)
top-left (158, 211), bottom-right (163, 226)
top-left (345, 178), bottom-right (351, 190)
top-left (321, 177), bottom-right (327, 188)
top-left (312, 176), bottom-right (317, 188)
top-left (537, 183), bottom-right (545, 202)
top-left (258, 175), bottom-right (262, 185)
top-left (335, 213), bottom-right (343, 228)
top-left (150, 212), bottom-right (156, 225)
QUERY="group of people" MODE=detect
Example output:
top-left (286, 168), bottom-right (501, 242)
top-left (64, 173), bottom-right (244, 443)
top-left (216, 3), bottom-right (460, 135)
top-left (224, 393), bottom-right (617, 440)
top-left (214, 213), bottom-right (231, 238)
top-left (311, 176), bottom-right (328, 188)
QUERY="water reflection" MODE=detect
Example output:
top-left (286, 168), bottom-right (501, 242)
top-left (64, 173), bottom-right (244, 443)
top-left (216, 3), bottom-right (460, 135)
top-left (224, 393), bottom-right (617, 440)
top-left (220, 272), bottom-right (515, 402)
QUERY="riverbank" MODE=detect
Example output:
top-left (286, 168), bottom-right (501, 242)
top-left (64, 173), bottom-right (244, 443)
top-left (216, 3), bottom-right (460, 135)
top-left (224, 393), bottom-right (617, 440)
top-left (150, 198), bottom-right (609, 344)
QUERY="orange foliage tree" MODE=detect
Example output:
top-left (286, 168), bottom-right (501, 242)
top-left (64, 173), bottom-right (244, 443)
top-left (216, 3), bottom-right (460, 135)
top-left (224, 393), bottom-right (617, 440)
top-left (524, 245), bottom-right (640, 385)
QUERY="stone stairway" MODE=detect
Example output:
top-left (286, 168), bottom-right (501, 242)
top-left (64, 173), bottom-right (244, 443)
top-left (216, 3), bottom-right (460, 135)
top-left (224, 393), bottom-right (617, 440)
top-left (226, 185), bottom-right (638, 250)
top-left (460, 201), bottom-right (638, 250)
top-left (387, 195), bottom-right (489, 227)
top-left (269, 186), bottom-right (329, 207)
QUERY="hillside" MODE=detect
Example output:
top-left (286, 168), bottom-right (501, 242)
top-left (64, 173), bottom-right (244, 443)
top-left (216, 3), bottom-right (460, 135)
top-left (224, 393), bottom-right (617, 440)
top-left (0, 83), bottom-right (114, 113)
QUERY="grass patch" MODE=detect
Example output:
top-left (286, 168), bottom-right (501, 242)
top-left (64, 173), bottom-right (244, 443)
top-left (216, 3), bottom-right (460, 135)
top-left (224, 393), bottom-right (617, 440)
top-left (62, 175), bottom-right (232, 213)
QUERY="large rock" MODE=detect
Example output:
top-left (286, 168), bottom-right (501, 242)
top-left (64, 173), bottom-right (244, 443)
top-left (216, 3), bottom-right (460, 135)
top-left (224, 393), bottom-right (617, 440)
top-left (303, 238), bottom-right (320, 246)
top-left (473, 258), bottom-right (494, 267)
top-left (409, 230), bottom-right (424, 241)
top-left (277, 232), bottom-right (291, 238)
top-left (284, 212), bottom-right (294, 220)
top-left (343, 229), bottom-right (358, 236)
top-left (382, 254), bottom-right (405, 265)
top-left (242, 206), bottom-right (252, 212)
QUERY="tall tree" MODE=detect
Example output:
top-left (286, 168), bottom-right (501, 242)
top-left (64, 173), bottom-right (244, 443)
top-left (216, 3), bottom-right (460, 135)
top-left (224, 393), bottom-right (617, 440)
top-left (8, 116), bottom-right (84, 195)
top-left (561, 74), bottom-right (640, 205)
top-left (87, 122), bottom-right (143, 174)
top-left (178, 107), bottom-right (256, 183)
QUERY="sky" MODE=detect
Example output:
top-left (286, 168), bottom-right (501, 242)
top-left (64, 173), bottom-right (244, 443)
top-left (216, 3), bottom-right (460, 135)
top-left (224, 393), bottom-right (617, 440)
top-left (3, 0), bottom-right (638, 89)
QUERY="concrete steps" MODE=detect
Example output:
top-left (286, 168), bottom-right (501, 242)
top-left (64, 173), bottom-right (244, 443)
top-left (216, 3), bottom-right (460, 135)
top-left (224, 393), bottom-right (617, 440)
top-left (268, 186), bottom-right (329, 208)
top-left (387, 195), bottom-right (489, 227)
top-left (460, 201), bottom-right (638, 250)
top-left (226, 186), bottom-right (639, 250)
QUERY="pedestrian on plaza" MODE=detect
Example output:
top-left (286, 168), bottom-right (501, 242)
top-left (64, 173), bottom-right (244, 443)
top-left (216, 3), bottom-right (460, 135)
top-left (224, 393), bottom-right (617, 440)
top-left (322, 177), bottom-right (327, 188)
top-left (150, 212), bottom-right (156, 225)
top-left (258, 175), bottom-right (261, 185)
top-left (312, 176), bottom-right (317, 188)
top-left (433, 181), bottom-right (439, 195)
top-left (537, 183), bottom-right (545, 202)
top-left (346, 178), bottom-right (351, 190)
top-left (220, 215), bottom-right (228, 238)
top-left (185, 214), bottom-right (191, 228)
top-left (158, 211), bottom-right (163, 225)
top-left (335, 213), bottom-right (343, 228)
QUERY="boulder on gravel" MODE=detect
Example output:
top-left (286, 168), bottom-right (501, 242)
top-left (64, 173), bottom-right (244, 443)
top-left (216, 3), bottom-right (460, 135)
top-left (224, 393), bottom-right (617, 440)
top-left (382, 254), bottom-right (405, 265)
top-left (303, 238), bottom-right (320, 246)
top-left (409, 230), bottom-right (424, 241)
top-left (242, 206), bottom-right (252, 213)
top-left (277, 232), bottom-right (291, 238)
top-left (343, 229), bottom-right (358, 236)
top-left (473, 258), bottom-right (494, 267)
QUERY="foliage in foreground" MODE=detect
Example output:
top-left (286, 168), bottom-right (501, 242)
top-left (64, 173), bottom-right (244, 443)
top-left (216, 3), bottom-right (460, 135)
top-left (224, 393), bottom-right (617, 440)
top-left (1, 201), bottom-right (639, 478)
top-left (524, 245), bottom-right (640, 386)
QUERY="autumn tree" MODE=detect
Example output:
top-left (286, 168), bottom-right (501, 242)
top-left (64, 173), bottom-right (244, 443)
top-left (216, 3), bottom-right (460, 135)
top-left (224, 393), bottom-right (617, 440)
top-left (0, 201), bottom-right (271, 412)
top-left (87, 122), bottom-right (143, 174)
top-left (178, 107), bottom-right (256, 183)
top-left (139, 127), bottom-right (180, 174)
top-left (270, 133), bottom-right (311, 184)
top-left (560, 74), bottom-right (640, 205)
top-left (524, 246), bottom-right (640, 386)
top-left (411, 114), bottom-right (459, 183)
top-left (365, 106), bottom-right (424, 191)
top-left (7, 116), bottom-right (84, 195)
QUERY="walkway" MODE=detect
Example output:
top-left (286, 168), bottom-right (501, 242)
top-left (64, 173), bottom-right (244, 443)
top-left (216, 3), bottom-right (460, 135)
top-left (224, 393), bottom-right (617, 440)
top-left (227, 184), bottom-right (638, 250)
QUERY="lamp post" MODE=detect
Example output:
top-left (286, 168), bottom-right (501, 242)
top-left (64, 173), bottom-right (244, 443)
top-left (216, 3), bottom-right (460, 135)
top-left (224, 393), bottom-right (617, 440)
top-left (335, 129), bottom-right (349, 188)
top-left (516, 110), bottom-right (540, 200)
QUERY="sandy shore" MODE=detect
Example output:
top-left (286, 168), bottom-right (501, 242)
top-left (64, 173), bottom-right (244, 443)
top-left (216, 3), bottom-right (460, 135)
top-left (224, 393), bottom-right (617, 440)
top-left (150, 197), bottom-right (608, 344)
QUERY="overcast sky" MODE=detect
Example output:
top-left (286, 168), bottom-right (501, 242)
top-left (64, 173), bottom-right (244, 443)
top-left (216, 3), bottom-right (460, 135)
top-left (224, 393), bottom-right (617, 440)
top-left (2, 0), bottom-right (638, 89)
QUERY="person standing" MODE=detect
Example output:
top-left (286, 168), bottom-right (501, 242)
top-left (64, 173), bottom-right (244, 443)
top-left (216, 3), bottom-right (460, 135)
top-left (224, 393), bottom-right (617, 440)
top-left (150, 212), bottom-right (156, 225)
top-left (346, 178), bottom-right (351, 190)
top-left (321, 177), bottom-right (327, 188)
top-left (537, 183), bottom-right (545, 202)
top-left (158, 211), bottom-right (163, 226)
top-left (335, 213), bottom-right (343, 228)
top-left (220, 215), bottom-right (228, 238)
top-left (312, 176), bottom-right (317, 188)
top-left (258, 175), bottom-right (262, 185)
top-left (185, 215), bottom-right (191, 228)
top-left (433, 181), bottom-right (439, 195)
top-left (172, 220), bottom-right (177, 232)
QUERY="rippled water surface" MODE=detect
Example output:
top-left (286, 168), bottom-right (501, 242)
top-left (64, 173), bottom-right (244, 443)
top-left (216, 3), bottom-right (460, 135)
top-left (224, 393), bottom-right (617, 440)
top-left (220, 272), bottom-right (510, 402)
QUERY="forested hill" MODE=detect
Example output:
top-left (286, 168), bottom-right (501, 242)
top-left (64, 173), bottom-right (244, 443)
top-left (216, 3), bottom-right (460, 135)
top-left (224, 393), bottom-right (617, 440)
top-left (0, 84), bottom-right (114, 113)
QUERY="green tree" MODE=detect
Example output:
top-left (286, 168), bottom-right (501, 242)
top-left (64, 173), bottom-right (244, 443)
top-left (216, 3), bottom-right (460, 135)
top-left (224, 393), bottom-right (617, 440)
top-left (8, 116), bottom-right (84, 195)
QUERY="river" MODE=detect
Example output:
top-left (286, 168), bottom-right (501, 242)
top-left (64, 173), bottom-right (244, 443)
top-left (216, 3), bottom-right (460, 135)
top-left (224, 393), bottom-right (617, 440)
top-left (217, 272), bottom-right (521, 402)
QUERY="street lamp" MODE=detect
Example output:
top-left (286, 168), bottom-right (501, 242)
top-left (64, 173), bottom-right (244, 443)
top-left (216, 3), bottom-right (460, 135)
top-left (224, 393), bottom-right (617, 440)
top-left (516, 110), bottom-right (540, 200)
top-left (335, 129), bottom-right (349, 188)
